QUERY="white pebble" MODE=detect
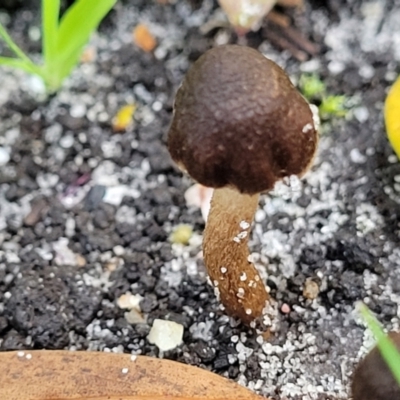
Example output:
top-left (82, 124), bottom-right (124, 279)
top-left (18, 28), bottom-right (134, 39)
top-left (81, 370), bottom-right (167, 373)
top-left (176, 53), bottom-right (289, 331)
top-left (113, 245), bottom-right (125, 256)
top-left (117, 293), bottom-right (143, 311)
top-left (255, 209), bottom-right (266, 222)
top-left (350, 148), bottom-right (367, 164)
top-left (0, 147), bottom-right (10, 166)
top-left (59, 135), bottom-right (74, 149)
top-left (328, 60), bottom-right (345, 75)
top-left (147, 319), bottom-right (184, 351)
top-left (70, 104), bottom-right (87, 118)
top-left (354, 106), bottom-right (369, 123)
top-left (231, 335), bottom-right (239, 343)
top-left (359, 64), bottom-right (375, 80)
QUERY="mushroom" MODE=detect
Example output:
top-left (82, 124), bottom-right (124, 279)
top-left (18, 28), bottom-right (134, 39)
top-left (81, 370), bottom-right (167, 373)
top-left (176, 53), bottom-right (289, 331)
top-left (352, 331), bottom-right (400, 400)
top-left (167, 45), bottom-right (318, 325)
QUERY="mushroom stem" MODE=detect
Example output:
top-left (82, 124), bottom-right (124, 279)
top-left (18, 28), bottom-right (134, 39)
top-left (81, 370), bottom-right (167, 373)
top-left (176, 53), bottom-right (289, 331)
top-left (203, 186), bottom-right (269, 324)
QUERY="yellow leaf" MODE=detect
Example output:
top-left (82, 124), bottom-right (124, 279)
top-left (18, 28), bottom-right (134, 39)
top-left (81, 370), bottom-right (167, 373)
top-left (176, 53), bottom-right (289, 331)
top-left (385, 76), bottom-right (400, 159)
top-left (112, 104), bottom-right (136, 132)
top-left (0, 350), bottom-right (266, 400)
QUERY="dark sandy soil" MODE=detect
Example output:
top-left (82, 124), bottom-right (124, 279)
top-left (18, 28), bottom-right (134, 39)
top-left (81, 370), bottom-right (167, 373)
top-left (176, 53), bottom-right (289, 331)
top-left (1, 1), bottom-right (400, 399)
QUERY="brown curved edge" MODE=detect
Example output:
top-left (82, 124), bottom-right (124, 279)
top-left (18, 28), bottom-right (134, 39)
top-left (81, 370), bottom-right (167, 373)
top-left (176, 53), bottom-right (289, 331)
top-left (0, 350), bottom-right (267, 400)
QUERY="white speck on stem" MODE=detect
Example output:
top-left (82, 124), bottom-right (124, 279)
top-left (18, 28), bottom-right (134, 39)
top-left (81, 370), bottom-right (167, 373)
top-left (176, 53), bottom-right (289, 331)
top-left (237, 231), bottom-right (248, 240)
top-left (240, 272), bottom-right (247, 281)
top-left (130, 355), bottom-right (137, 362)
top-left (122, 368), bottom-right (129, 374)
top-left (221, 267), bottom-right (227, 274)
top-left (237, 288), bottom-right (245, 298)
top-left (17, 351), bottom-right (25, 358)
top-left (233, 230), bottom-right (248, 243)
top-left (240, 220), bottom-right (250, 230)
top-left (25, 354), bottom-right (32, 360)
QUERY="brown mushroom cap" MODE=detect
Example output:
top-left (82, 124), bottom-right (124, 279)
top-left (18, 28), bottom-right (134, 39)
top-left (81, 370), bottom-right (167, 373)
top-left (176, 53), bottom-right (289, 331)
top-left (168, 45), bottom-right (318, 195)
top-left (352, 331), bottom-right (400, 400)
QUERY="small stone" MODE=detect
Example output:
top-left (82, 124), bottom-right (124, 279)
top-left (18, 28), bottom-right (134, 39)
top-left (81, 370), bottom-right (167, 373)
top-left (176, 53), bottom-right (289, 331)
top-left (36, 173), bottom-right (59, 189)
top-left (147, 319), bottom-right (184, 351)
top-left (103, 186), bottom-right (138, 207)
top-left (350, 148), bottom-right (367, 164)
top-left (52, 237), bottom-right (82, 266)
top-left (354, 106), bottom-right (369, 123)
top-left (133, 23), bottom-right (157, 52)
top-left (303, 278), bottom-right (319, 300)
top-left (124, 309), bottom-right (145, 324)
top-left (24, 198), bottom-right (48, 226)
top-left (281, 303), bottom-right (291, 314)
top-left (0, 147), bottom-right (10, 166)
top-left (117, 293), bottom-right (143, 311)
top-left (113, 245), bottom-right (125, 256)
top-left (59, 135), bottom-right (74, 149)
top-left (75, 254), bottom-right (87, 268)
top-left (70, 104), bottom-right (87, 118)
top-left (65, 218), bottom-right (76, 237)
top-left (85, 185), bottom-right (106, 211)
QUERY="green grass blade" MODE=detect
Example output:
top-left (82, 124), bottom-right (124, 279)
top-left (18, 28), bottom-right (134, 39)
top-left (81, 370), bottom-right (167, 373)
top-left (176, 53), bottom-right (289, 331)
top-left (0, 22), bottom-right (35, 65)
top-left (42, 0), bottom-right (60, 67)
top-left (54, 0), bottom-right (115, 83)
top-left (0, 56), bottom-right (42, 76)
top-left (359, 303), bottom-right (400, 387)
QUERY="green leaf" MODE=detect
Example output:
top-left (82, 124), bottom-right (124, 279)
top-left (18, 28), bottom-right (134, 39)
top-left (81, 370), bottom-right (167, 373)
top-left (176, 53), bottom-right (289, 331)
top-left (299, 73), bottom-right (326, 101)
top-left (359, 303), bottom-right (400, 387)
top-left (1, 0), bottom-right (115, 93)
top-left (52, 0), bottom-right (116, 85)
top-left (0, 56), bottom-right (35, 74)
top-left (0, 23), bottom-right (35, 66)
top-left (42, 0), bottom-right (60, 68)
top-left (319, 95), bottom-right (348, 119)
